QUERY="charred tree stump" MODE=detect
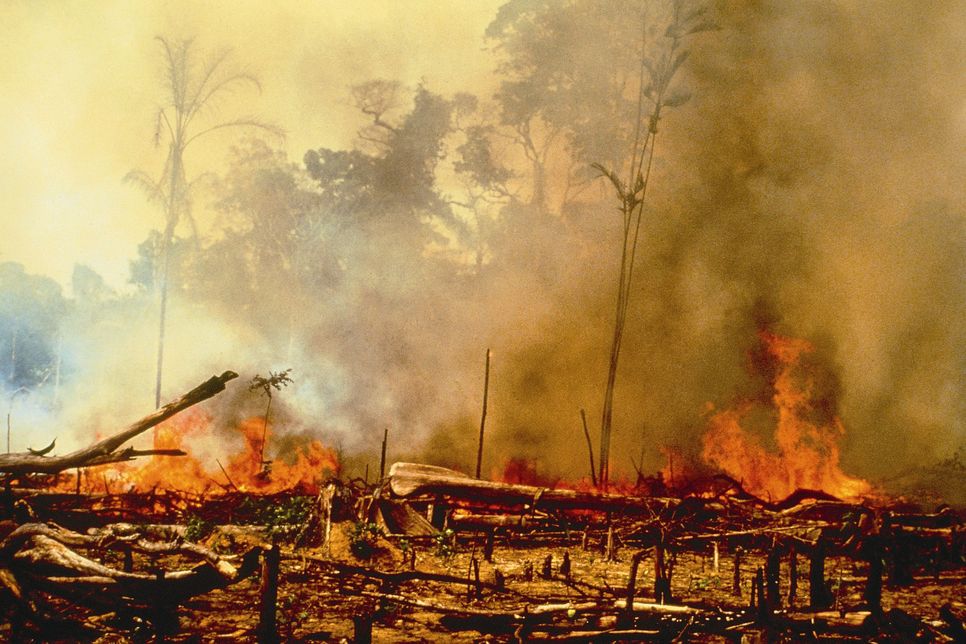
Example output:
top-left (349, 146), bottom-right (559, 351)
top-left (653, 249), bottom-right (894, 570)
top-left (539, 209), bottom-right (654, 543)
top-left (809, 538), bottom-right (834, 610)
top-left (888, 524), bottom-right (915, 587)
top-left (559, 551), bottom-right (571, 581)
top-left (353, 612), bottom-right (373, 644)
top-left (540, 554), bottom-right (553, 579)
top-left (483, 529), bottom-right (494, 563)
top-left (765, 541), bottom-right (781, 612)
top-left (429, 501), bottom-right (447, 531)
top-left (754, 567), bottom-right (767, 622)
top-left (622, 549), bottom-right (647, 627)
top-left (152, 567), bottom-right (178, 641)
top-left (468, 557), bottom-right (482, 601)
top-left (257, 544), bottom-right (281, 644)
top-left (654, 537), bottom-right (672, 604)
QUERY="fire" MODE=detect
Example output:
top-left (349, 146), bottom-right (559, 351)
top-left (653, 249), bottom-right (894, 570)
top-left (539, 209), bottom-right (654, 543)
top-left (701, 330), bottom-right (870, 501)
top-left (117, 410), bottom-right (339, 495)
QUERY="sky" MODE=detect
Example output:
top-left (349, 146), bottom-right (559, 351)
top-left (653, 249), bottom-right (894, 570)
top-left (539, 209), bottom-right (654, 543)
top-left (0, 1), bottom-right (962, 487)
top-left (0, 0), bottom-right (503, 289)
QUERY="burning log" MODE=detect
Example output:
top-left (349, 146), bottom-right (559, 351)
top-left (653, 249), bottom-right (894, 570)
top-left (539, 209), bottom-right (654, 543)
top-left (0, 371), bottom-right (238, 476)
top-left (388, 462), bottom-right (678, 516)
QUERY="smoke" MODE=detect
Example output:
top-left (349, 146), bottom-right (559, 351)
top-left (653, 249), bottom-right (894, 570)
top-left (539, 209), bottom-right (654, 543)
top-left (478, 0), bottom-right (965, 483)
top-left (1, 1), bottom-right (962, 492)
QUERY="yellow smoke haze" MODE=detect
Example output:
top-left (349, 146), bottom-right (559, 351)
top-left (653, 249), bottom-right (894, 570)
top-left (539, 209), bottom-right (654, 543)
top-left (0, 0), bottom-right (501, 285)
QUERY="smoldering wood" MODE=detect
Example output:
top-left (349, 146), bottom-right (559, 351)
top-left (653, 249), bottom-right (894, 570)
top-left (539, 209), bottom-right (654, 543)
top-left (0, 371), bottom-right (238, 476)
top-left (3, 455), bottom-right (963, 641)
top-left (389, 463), bottom-right (679, 516)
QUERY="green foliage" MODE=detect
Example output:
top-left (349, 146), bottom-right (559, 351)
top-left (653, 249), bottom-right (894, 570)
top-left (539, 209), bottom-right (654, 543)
top-left (0, 262), bottom-right (67, 390)
top-left (349, 521), bottom-right (383, 559)
top-left (184, 514), bottom-right (215, 542)
top-left (249, 369), bottom-right (294, 399)
top-left (433, 528), bottom-right (458, 563)
top-left (239, 495), bottom-right (313, 540)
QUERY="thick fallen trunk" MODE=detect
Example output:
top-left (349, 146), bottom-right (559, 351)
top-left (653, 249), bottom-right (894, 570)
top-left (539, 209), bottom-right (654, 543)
top-left (1, 522), bottom-right (260, 604)
top-left (0, 371), bottom-right (238, 476)
top-left (388, 463), bottom-right (678, 515)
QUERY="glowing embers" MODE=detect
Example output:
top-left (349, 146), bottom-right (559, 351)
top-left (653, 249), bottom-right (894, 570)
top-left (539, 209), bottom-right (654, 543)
top-left (124, 409), bottom-right (339, 495)
top-left (701, 330), bottom-right (870, 501)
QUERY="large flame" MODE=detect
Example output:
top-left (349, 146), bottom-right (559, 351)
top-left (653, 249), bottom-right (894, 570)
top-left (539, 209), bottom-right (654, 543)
top-left (118, 409), bottom-right (339, 495)
top-left (701, 331), bottom-right (870, 501)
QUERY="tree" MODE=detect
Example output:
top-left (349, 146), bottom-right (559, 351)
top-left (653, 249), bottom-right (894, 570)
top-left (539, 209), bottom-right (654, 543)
top-left (592, 1), bottom-right (714, 487)
top-left (127, 36), bottom-right (281, 408)
top-left (0, 263), bottom-right (65, 392)
top-left (304, 83), bottom-right (464, 275)
top-left (198, 139), bottom-right (338, 352)
top-left (487, 0), bottom-right (715, 486)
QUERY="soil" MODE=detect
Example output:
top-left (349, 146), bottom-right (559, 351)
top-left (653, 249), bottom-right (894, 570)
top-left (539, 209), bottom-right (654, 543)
top-left (3, 522), bottom-right (963, 642)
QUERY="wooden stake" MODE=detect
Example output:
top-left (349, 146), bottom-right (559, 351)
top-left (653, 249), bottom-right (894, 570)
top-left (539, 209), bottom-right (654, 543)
top-left (257, 544), bottom-right (280, 643)
top-left (605, 524), bottom-right (616, 562)
top-left (623, 550), bottom-right (647, 627)
top-left (654, 536), bottom-right (671, 604)
top-left (809, 538), bottom-right (833, 609)
top-left (732, 547), bottom-right (743, 597)
top-left (475, 349), bottom-right (491, 479)
top-left (353, 613), bottom-right (373, 644)
top-left (755, 566), bottom-right (767, 621)
top-left (379, 427), bottom-right (389, 480)
top-left (765, 540), bottom-right (781, 612)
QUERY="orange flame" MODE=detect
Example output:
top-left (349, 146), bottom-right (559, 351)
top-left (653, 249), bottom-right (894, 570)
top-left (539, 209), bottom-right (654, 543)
top-left (701, 331), bottom-right (870, 501)
top-left (109, 409), bottom-right (339, 495)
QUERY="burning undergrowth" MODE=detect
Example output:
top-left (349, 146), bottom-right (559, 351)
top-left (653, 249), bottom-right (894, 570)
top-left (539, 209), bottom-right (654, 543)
top-left (700, 329), bottom-right (870, 501)
top-left (89, 407), bottom-right (340, 496)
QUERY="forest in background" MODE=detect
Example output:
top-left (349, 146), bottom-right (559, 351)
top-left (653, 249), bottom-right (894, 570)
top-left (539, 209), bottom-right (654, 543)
top-left (1, 0), bottom-right (963, 489)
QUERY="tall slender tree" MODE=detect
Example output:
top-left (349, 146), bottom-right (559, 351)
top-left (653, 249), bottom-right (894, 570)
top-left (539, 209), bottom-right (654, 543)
top-left (127, 37), bottom-right (281, 408)
top-left (594, 1), bottom-right (714, 487)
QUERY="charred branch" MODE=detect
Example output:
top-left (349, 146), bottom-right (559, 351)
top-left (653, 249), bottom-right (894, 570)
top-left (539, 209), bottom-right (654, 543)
top-left (0, 371), bottom-right (238, 476)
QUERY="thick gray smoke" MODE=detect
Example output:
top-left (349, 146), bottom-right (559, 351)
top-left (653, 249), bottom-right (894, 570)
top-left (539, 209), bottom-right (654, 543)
top-left (2, 1), bottom-right (962, 492)
top-left (478, 0), bottom-right (965, 484)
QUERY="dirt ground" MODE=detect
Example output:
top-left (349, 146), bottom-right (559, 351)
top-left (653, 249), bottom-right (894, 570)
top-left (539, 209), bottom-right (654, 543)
top-left (4, 526), bottom-right (960, 643)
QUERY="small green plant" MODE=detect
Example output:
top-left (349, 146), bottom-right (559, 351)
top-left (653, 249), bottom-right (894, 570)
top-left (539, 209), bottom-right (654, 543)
top-left (184, 514), bottom-right (214, 542)
top-left (239, 494), bottom-right (313, 540)
top-left (249, 369), bottom-right (294, 477)
top-left (433, 528), bottom-right (457, 562)
top-left (398, 538), bottom-right (412, 556)
top-left (350, 521), bottom-right (383, 559)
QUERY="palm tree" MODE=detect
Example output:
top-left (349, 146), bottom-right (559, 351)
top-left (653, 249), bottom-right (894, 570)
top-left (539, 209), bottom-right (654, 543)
top-left (127, 37), bottom-right (282, 408)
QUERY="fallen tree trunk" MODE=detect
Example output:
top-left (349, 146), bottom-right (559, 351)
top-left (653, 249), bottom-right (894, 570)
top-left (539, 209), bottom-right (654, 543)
top-left (1, 522), bottom-right (260, 604)
top-left (388, 463), bottom-right (678, 515)
top-left (0, 371), bottom-right (238, 476)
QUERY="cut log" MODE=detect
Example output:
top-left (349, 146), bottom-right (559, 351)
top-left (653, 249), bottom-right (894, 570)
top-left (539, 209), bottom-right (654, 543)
top-left (1, 522), bottom-right (260, 604)
top-left (388, 462), bottom-right (677, 515)
top-left (0, 371), bottom-right (238, 476)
